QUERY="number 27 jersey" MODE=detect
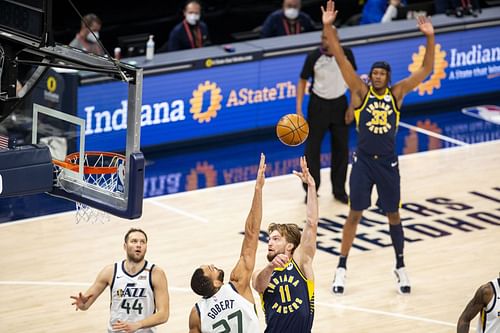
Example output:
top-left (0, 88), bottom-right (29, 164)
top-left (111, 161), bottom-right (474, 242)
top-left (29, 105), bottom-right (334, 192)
top-left (108, 260), bottom-right (156, 333)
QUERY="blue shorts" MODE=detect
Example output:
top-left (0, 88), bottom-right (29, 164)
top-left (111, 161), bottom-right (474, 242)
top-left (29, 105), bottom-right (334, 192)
top-left (349, 151), bottom-right (401, 213)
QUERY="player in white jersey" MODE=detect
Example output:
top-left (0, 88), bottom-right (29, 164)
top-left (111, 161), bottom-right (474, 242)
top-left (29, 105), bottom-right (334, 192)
top-left (71, 228), bottom-right (170, 332)
top-left (188, 154), bottom-right (266, 333)
top-left (457, 277), bottom-right (500, 333)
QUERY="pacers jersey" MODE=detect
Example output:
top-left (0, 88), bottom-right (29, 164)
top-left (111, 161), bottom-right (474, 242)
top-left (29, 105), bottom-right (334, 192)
top-left (108, 261), bottom-right (156, 333)
top-left (354, 86), bottom-right (400, 156)
top-left (195, 283), bottom-right (260, 333)
top-left (261, 258), bottom-right (314, 333)
top-left (477, 278), bottom-right (500, 333)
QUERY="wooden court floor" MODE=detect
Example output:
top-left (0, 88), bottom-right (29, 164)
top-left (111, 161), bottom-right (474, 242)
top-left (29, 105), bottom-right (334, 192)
top-left (1, 140), bottom-right (499, 332)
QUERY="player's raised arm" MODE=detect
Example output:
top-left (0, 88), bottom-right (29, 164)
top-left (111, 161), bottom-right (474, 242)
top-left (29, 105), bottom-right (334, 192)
top-left (230, 153), bottom-right (266, 290)
top-left (292, 156), bottom-right (318, 279)
top-left (70, 264), bottom-right (112, 311)
top-left (321, 0), bottom-right (366, 101)
top-left (393, 16), bottom-right (435, 100)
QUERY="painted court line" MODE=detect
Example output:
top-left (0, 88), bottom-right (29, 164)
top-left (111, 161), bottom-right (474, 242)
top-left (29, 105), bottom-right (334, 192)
top-left (0, 280), bottom-right (191, 293)
top-left (147, 199), bottom-right (209, 224)
top-left (0, 280), bottom-right (457, 327)
top-left (399, 121), bottom-right (469, 146)
top-left (315, 301), bottom-right (456, 328)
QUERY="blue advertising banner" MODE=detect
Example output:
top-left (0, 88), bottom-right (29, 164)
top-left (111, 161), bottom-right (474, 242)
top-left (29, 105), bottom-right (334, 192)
top-left (77, 26), bottom-right (500, 151)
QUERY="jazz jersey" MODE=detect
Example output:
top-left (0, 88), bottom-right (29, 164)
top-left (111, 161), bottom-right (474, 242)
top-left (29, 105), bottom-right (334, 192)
top-left (260, 258), bottom-right (314, 333)
top-left (195, 283), bottom-right (260, 333)
top-left (354, 86), bottom-right (400, 156)
top-left (108, 260), bottom-right (156, 333)
top-left (477, 278), bottom-right (500, 333)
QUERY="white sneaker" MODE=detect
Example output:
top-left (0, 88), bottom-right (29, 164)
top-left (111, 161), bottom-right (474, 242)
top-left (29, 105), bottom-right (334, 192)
top-left (332, 267), bottom-right (346, 294)
top-left (393, 267), bottom-right (411, 294)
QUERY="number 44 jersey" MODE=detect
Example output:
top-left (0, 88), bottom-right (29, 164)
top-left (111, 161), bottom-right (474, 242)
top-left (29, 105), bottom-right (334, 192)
top-left (109, 261), bottom-right (157, 333)
top-left (196, 282), bottom-right (260, 333)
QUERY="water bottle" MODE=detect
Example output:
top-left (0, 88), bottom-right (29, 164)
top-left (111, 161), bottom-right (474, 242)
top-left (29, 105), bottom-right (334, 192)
top-left (146, 35), bottom-right (155, 61)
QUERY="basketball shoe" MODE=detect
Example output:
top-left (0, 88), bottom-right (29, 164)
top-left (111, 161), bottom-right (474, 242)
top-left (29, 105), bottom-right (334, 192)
top-left (332, 267), bottom-right (346, 294)
top-left (393, 267), bottom-right (411, 294)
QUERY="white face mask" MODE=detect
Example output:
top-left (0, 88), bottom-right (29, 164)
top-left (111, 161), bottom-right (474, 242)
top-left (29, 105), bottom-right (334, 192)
top-left (284, 8), bottom-right (299, 20)
top-left (86, 31), bottom-right (99, 43)
top-left (185, 13), bottom-right (200, 25)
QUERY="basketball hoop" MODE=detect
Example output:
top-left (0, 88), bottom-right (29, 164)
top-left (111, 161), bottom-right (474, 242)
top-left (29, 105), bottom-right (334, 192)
top-left (53, 152), bottom-right (126, 224)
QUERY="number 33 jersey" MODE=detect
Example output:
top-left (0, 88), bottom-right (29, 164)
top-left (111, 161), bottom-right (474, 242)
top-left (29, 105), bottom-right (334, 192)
top-left (196, 283), bottom-right (260, 333)
top-left (108, 260), bottom-right (156, 333)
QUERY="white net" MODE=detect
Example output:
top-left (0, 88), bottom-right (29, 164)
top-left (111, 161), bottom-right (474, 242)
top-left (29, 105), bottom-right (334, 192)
top-left (53, 152), bottom-right (125, 224)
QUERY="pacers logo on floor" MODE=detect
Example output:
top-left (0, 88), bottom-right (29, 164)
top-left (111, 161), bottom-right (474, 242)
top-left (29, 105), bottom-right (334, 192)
top-left (189, 81), bottom-right (223, 123)
top-left (408, 43), bottom-right (448, 96)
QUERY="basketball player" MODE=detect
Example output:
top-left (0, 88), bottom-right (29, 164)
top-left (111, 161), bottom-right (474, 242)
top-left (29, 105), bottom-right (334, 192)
top-left (457, 277), bottom-right (500, 333)
top-left (70, 228), bottom-right (169, 332)
top-left (321, 0), bottom-right (435, 294)
top-left (188, 153), bottom-right (266, 333)
top-left (252, 156), bottom-right (318, 332)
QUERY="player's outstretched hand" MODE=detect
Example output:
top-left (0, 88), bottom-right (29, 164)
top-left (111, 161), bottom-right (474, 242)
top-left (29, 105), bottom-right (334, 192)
top-left (70, 292), bottom-right (93, 311)
top-left (321, 0), bottom-right (338, 26)
top-left (293, 156), bottom-right (315, 188)
top-left (256, 153), bottom-right (266, 190)
top-left (417, 16), bottom-right (434, 36)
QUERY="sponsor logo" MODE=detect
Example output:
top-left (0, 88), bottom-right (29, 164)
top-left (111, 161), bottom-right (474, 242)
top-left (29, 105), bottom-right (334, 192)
top-left (204, 55), bottom-right (254, 68)
top-left (462, 105), bottom-right (500, 125)
top-left (189, 81), bottom-right (223, 123)
top-left (408, 44), bottom-right (448, 96)
top-left (46, 76), bottom-right (57, 92)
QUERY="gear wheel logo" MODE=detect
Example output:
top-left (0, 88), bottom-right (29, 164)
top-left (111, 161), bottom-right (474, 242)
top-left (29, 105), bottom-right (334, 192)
top-left (189, 81), bottom-right (223, 123)
top-left (185, 161), bottom-right (218, 191)
top-left (408, 44), bottom-right (448, 96)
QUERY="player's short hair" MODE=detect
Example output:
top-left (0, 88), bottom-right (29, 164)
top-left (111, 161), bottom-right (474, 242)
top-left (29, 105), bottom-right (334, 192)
top-left (81, 13), bottom-right (102, 28)
top-left (124, 228), bottom-right (148, 243)
top-left (268, 223), bottom-right (301, 253)
top-left (191, 268), bottom-right (215, 298)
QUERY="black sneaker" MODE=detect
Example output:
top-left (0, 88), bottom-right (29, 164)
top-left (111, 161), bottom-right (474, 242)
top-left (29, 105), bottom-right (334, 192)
top-left (334, 193), bottom-right (349, 204)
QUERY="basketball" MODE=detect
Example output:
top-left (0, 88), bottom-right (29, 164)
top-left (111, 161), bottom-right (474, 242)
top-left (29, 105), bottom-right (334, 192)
top-left (276, 113), bottom-right (309, 146)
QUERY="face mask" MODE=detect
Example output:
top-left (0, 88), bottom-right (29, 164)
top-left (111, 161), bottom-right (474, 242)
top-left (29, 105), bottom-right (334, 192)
top-left (86, 31), bottom-right (99, 43)
top-left (185, 13), bottom-right (200, 25)
top-left (284, 8), bottom-right (299, 20)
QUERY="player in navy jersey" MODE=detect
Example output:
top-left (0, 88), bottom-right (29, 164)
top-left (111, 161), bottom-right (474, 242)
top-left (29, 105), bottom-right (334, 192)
top-left (252, 156), bottom-right (318, 332)
top-left (320, 0), bottom-right (435, 294)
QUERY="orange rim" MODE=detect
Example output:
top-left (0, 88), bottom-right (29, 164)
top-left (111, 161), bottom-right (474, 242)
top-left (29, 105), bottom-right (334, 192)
top-left (52, 151), bottom-right (126, 175)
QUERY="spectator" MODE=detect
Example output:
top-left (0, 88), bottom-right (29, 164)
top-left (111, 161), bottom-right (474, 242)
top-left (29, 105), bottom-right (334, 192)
top-left (435, 0), bottom-right (479, 17)
top-left (165, 0), bottom-right (210, 52)
top-left (261, 0), bottom-right (316, 38)
top-left (69, 13), bottom-right (105, 56)
top-left (360, 0), bottom-right (407, 25)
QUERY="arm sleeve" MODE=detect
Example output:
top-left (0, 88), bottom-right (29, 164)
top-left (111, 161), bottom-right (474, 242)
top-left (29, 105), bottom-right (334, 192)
top-left (381, 5), bottom-right (398, 23)
top-left (300, 50), bottom-right (318, 80)
top-left (301, 13), bottom-right (316, 32)
top-left (260, 14), bottom-right (275, 38)
top-left (168, 28), bottom-right (181, 51)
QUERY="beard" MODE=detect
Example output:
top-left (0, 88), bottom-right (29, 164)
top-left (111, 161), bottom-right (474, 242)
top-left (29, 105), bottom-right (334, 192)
top-left (127, 250), bottom-right (145, 263)
top-left (267, 248), bottom-right (285, 262)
